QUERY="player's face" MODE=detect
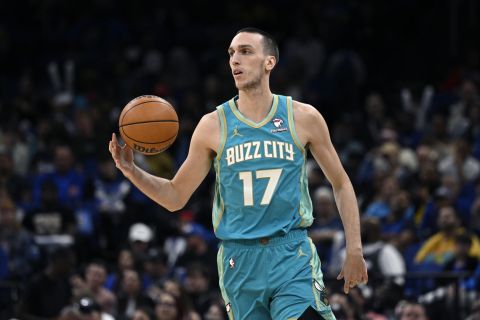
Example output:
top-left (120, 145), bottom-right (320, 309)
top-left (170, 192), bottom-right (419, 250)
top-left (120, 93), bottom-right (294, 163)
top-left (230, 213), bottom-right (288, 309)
top-left (228, 32), bottom-right (268, 91)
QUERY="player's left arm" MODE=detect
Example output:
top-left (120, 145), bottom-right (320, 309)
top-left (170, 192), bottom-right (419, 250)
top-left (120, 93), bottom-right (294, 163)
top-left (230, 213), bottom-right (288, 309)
top-left (293, 101), bottom-right (368, 293)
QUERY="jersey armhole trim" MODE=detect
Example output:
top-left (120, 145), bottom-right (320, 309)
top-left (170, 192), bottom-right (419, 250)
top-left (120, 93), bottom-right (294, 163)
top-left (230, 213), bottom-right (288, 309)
top-left (216, 105), bottom-right (228, 161)
top-left (287, 96), bottom-right (305, 154)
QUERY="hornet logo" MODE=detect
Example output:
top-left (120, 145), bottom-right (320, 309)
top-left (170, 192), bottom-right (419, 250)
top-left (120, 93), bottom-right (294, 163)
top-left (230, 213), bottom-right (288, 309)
top-left (273, 118), bottom-right (283, 128)
top-left (271, 118), bottom-right (288, 133)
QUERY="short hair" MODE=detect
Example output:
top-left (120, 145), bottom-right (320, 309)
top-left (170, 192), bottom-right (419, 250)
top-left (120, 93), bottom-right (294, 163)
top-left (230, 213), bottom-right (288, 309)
top-left (236, 27), bottom-right (279, 63)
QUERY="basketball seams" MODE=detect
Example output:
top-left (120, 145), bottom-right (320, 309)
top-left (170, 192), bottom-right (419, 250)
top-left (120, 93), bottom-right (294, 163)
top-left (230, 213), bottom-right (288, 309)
top-left (120, 99), bottom-right (178, 127)
top-left (120, 119), bottom-right (178, 127)
top-left (121, 129), bottom-right (178, 144)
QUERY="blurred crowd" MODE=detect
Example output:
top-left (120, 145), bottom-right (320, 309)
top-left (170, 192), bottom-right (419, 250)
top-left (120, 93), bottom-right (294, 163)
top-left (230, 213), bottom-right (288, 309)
top-left (1, 1), bottom-right (480, 320)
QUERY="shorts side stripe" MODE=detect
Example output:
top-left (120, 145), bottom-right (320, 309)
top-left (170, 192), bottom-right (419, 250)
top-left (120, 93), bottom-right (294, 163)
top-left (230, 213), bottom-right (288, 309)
top-left (308, 238), bottom-right (322, 310)
top-left (217, 245), bottom-right (234, 320)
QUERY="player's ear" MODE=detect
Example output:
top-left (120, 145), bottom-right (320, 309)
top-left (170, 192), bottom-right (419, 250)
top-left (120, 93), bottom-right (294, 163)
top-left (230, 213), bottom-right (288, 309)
top-left (265, 56), bottom-right (276, 71)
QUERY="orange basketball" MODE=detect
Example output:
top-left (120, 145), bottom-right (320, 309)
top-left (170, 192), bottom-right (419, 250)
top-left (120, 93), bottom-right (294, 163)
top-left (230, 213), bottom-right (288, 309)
top-left (119, 95), bottom-right (179, 155)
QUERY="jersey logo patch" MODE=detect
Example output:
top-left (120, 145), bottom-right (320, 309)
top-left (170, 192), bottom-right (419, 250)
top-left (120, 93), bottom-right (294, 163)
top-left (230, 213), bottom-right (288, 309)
top-left (232, 126), bottom-right (243, 137)
top-left (298, 247), bottom-right (308, 258)
top-left (271, 118), bottom-right (288, 133)
top-left (229, 257), bottom-right (235, 269)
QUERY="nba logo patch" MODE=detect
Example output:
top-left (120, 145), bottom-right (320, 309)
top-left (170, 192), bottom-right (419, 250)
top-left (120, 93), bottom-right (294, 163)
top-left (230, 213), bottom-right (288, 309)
top-left (229, 258), bottom-right (235, 269)
top-left (226, 303), bottom-right (231, 313)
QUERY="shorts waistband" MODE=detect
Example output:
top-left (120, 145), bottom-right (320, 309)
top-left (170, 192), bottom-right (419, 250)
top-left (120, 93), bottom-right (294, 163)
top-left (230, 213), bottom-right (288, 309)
top-left (221, 229), bottom-right (307, 248)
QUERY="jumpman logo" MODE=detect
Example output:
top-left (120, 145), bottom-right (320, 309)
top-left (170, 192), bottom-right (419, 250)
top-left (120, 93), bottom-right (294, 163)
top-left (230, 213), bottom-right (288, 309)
top-left (232, 126), bottom-right (243, 137)
top-left (298, 247), bottom-right (308, 258)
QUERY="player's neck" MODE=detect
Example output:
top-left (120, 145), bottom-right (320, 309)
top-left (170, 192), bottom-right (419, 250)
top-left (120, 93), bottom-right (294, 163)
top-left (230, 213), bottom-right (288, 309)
top-left (237, 86), bottom-right (274, 123)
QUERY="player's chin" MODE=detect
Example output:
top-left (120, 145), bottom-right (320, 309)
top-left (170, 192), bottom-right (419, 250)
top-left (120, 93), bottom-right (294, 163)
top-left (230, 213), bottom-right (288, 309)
top-left (234, 82), bottom-right (244, 90)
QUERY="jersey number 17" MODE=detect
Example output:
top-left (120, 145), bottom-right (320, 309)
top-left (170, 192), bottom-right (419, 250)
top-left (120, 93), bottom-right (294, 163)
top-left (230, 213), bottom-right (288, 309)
top-left (238, 168), bottom-right (283, 206)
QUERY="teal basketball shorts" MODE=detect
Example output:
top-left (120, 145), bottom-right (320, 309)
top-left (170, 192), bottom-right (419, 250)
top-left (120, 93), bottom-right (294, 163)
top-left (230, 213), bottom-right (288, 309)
top-left (217, 229), bottom-right (336, 320)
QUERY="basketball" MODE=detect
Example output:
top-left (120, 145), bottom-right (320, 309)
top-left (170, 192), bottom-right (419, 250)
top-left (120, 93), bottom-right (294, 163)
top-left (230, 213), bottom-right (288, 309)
top-left (119, 95), bottom-right (179, 155)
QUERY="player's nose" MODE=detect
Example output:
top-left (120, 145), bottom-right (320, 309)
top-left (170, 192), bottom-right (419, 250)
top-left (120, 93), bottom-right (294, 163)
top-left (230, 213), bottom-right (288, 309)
top-left (230, 54), bottom-right (240, 66)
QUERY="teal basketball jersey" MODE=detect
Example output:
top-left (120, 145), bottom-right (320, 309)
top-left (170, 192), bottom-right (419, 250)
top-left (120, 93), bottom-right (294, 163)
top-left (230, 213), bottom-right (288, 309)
top-left (213, 94), bottom-right (313, 240)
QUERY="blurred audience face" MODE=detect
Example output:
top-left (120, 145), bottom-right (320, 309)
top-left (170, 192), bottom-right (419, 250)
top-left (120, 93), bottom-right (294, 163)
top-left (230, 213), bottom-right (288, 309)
top-left (365, 93), bottom-right (384, 120)
top-left (390, 190), bottom-right (411, 217)
top-left (132, 309), bottom-right (151, 320)
top-left (454, 236), bottom-right (472, 259)
top-left (163, 279), bottom-right (181, 298)
top-left (85, 263), bottom-right (107, 290)
top-left (155, 292), bottom-right (178, 320)
top-left (460, 80), bottom-right (477, 105)
top-left (122, 270), bottom-right (141, 296)
top-left (437, 206), bottom-right (459, 232)
top-left (0, 152), bottom-right (13, 176)
top-left (380, 175), bottom-right (398, 198)
top-left (74, 111), bottom-right (94, 136)
top-left (204, 303), bottom-right (225, 320)
top-left (361, 217), bottom-right (381, 244)
top-left (50, 248), bottom-right (75, 277)
top-left (54, 145), bottom-right (75, 174)
top-left (118, 249), bottom-right (135, 270)
top-left (99, 158), bottom-right (117, 181)
top-left (453, 139), bottom-right (471, 162)
top-left (0, 196), bottom-right (17, 227)
top-left (400, 303), bottom-right (428, 320)
top-left (313, 187), bottom-right (336, 220)
top-left (185, 268), bottom-right (209, 294)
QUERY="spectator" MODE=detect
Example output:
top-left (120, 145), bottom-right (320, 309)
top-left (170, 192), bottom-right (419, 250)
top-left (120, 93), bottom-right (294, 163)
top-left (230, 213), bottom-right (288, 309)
top-left (364, 175), bottom-right (399, 220)
top-left (447, 79), bottom-right (479, 138)
top-left (74, 261), bottom-right (117, 315)
top-left (132, 306), bottom-right (154, 320)
top-left (415, 206), bottom-right (480, 266)
top-left (116, 269), bottom-right (154, 320)
top-left (95, 154), bottom-right (131, 254)
top-left (23, 179), bottom-right (77, 250)
top-left (183, 262), bottom-right (214, 315)
top-left (143, 248), bottom-right (170, 290)
top-left (175, 222), bottom-right (217, 275)
top-left (203, 300), bottom-right (227, 320)
top-left (154, 291), bottom-right (182, 320)
top-left (0, 194), bottom-right (40, 281)
top-left (438, 138), bottom-right (480, 182)
top-left (309, 186), bottom-right (343, 270)
top-left (381, 189), bottom-right (415, 251)
top-left (439, 233), bottom-right (478, 286)
top-left (105, 248), bottom-right (135, 294)
top-left (128, 223), bottom-right (154, 267)
top-left (17, 246), bottom-right (75, 320)
top-left (161, 278), bottom-right (196, 315)
top-left (0, 147), bottom-right (28, 204)
top-left (61, 296), bottom-right (115, 320)
top-left (32, 144), bottom-right (85, 209)
top-left (332, 217), bottom-right (405, 313)
top-left (399, 302), bottom-right (429, 320)
top-left (329, 292), bottom-right (360, 320)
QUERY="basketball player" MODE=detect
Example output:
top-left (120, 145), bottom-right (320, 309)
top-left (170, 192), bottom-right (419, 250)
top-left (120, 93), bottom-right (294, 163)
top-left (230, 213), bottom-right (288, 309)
top-left (109, 27), bottom-right (368, 320)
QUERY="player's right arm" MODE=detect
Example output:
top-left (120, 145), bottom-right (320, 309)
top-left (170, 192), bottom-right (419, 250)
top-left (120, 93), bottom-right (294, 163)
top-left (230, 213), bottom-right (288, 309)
top-left (109, 111), bottom-right (218, 212)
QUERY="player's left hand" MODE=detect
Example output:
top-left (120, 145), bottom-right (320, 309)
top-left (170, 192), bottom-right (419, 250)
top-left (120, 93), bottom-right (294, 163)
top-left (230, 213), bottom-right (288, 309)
top-left (337, 251), bottom-right (368, 294)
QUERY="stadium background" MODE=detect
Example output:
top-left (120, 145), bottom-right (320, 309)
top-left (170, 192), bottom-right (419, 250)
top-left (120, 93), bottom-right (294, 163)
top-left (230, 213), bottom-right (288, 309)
top-left (0, 0), bottom-right (479, 319)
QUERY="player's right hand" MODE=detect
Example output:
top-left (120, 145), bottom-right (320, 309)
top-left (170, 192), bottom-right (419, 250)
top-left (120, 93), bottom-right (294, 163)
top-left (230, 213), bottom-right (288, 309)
top-left (109, 133), bottom-right (135, 177)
